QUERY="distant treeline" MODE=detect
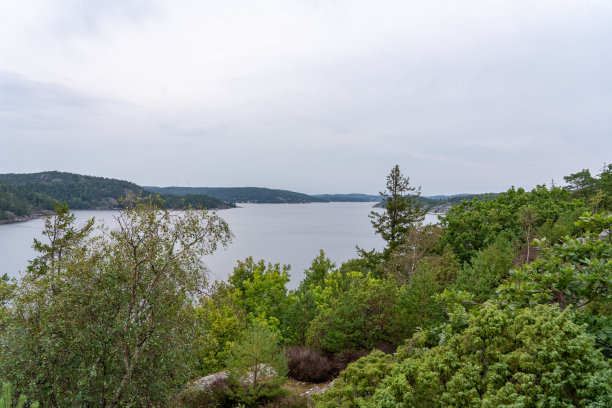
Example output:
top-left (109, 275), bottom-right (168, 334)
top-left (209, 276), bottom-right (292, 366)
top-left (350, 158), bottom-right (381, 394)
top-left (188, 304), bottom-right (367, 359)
top-left (374, 193), bottom-right (497, 213)
top-left (0, 171), bottom-right (234, 222)
top-left (146, 187), bottom-right (496, 211)
top-left (146, 186), bottom-right (327, 204)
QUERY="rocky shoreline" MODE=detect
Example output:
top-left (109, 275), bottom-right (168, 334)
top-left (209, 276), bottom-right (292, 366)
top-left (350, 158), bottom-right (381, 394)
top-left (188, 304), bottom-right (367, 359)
top-left (0, 211), bottom-right (53, 225)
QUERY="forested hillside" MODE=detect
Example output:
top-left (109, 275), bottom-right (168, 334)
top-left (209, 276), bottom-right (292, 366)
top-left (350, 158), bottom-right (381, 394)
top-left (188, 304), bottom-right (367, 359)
top-left (146, 186), bottom-right (326, 203)
top-left (313, 193), bottom-right (381, 202)
top-left (147, 186), bottom-right (492, 210)
top-left (0, 183), bottom-right (55, 223)
top-left (0, 171), bottom-right (234, 222)
top-left (0, 164), bottom-right (610, 407)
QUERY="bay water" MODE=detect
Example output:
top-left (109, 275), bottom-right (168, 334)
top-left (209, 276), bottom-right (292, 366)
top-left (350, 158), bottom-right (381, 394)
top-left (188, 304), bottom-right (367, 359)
top-left (0, 203), bottom-right (439, 289)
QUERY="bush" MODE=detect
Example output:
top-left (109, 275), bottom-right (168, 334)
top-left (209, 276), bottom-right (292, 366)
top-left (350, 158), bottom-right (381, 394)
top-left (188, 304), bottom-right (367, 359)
top-left (363, 304), bottom-right (612, 407)
top-left (454, 239), bottom-right (515, 302)
top-left (313, 350), bottom-right (393, 408)
top-left (307, 273), bottom-right (402, 353)
top-left (286, 347), bottom-right (335, 383)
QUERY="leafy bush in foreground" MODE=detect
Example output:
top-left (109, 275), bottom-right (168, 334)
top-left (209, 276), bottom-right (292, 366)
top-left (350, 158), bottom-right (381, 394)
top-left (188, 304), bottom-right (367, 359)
top-left (316, 303), bottom-right (612, 408)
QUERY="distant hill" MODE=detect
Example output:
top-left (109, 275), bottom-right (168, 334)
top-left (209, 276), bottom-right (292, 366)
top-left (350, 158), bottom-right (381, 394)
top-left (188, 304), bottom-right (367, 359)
top-left (314, 194), bottom-right (382, 202)
top-left (421, 193), bottom-right (498, 213)
top-left (145, 186), bottom-right (326, 204)
top-left (425, 194), bottom-right (474, 200)
top-left (0, 171), bottom-right (233, 222)
top-left (373, 193), bottom-right (499, 214)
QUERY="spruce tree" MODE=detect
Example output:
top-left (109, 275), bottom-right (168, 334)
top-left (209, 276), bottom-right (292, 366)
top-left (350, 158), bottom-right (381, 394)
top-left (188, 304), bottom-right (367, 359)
top-left (369, 165), bottom-right (425, 252)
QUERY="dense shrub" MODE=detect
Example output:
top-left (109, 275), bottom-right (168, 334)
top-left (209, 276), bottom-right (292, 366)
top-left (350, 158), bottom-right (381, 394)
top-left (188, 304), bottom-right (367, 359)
top-left (454, 239), bottom-right (515, 302)
top-left (499, 212), bottom-right (612, 356)
top-left (285, 347), bottom-right (370, 383)
top-left (286, 347), bottom-right (335, 383)
top-left (313, 350), bottom-right (393, 408)
top-left (316, 303), bottom-right (612, 408)
top-left (307, 273), bottom-right (402, 353)
top-left (439, 185), bottom-right (585, 264)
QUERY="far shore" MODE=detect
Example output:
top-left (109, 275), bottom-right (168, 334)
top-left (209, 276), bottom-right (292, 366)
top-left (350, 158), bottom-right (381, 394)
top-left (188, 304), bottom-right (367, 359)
top-left (1, 203), bottom-right (445, 226)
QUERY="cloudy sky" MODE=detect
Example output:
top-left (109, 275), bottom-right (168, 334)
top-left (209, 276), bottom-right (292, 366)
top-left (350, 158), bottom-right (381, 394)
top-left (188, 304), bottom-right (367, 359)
top-left (1, 0), bottom-right (611, 195)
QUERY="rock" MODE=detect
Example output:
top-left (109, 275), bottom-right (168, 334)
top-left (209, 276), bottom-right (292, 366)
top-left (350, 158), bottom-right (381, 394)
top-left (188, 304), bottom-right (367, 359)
top-left (245, 364), bottom-right (278, 384)
top-left (190, 371), bottom-right (228, 390)
top-left (178, 371), bottom-right (230, 408)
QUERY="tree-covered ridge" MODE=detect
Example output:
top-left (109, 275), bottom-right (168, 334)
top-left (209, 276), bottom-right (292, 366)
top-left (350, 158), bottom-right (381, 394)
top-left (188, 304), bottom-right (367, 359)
top-left (375, 193), bottom-right (498, 213)
top-left (0, 171), bottom-right (234, 219)
top-left (148, 185), bottom-right (495, 209)
top-left (314, 194), bottom-right (382, 202)
top-left (146, 186), bottom-right (326, 204)
top-left (0, 183), bottom-right (55, 222)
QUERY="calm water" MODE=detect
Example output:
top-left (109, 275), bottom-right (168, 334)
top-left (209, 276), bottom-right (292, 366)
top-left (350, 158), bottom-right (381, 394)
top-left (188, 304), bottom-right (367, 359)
top-left (0, 203), bottom-right (438, 289)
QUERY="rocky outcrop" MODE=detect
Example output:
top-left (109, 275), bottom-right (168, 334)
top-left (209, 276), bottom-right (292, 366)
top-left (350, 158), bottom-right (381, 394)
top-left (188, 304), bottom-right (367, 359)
top-left (178, 371), bottom-right (230, 408)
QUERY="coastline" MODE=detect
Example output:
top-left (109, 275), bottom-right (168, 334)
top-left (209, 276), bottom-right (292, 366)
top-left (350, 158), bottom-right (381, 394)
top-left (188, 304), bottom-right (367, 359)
top-left (0, 212), bottom-right (53, 225)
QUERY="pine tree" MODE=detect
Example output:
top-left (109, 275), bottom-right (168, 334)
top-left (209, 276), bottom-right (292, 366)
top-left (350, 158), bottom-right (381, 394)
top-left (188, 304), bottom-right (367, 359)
top-left (369, 165), bottom-right (425, 252)
top-left (226, 324), bottom-right (288, 406)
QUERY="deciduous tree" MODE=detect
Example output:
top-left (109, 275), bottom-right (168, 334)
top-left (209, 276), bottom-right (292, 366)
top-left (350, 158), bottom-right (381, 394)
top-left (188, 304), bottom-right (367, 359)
top-left (1, 196), bottom-right (231, 407)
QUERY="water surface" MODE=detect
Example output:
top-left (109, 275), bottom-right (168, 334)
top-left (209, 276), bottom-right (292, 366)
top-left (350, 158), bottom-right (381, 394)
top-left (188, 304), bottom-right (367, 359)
top-left (0, 203), bottom-right (438, 289)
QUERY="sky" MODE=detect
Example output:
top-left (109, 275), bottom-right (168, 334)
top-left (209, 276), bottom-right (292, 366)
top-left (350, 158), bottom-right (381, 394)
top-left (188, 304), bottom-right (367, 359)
top-left (1, 0), bottom-right (611, 195)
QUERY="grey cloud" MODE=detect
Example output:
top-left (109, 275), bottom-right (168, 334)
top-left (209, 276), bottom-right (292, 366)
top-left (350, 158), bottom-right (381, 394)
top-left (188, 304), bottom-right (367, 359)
top-left (1, 1), bottom-right (611, 195)
top-left (0, 71), bottom-right (127, 130)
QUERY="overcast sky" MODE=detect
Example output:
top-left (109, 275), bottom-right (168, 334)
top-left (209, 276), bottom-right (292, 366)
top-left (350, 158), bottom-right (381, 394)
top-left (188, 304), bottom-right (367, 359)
top-left (1, 0), bottom-right (611, 195)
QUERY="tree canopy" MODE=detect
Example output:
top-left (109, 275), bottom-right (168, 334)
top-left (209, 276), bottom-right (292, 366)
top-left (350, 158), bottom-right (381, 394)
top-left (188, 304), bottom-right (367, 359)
top-left (0, 197), bottom-right (231, 406)
top-left (370, 165), bottom-right (425, 252)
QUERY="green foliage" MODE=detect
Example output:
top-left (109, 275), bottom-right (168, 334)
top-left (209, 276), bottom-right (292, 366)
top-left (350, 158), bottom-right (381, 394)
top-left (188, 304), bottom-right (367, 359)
top-left (226, 324), bottom-right (289, 407)
top-left (0, 183), bottom-right (55, 221)
top-left (0, 274), bottom-right (16, 331)
top-left (563, 164), bottom-right (612, 211)
top-left (322, 304), bottom-right (612, 408)
top-left (228, 258), bottom-right (291, 336)
top-left (313, 350), bottom-right (393, 408)
top-left (307, 272), bottom-right (402, 353)
top-left (439, 185), bottom-right (586, 264)
top-left (385, 225), bottom-right (444, 285)
top-left (418, 193), bottom-right (498, 213)
top-left (194, 282), bottom-right (248, 375)
top-left (300, 250), bottom-right (336, 291)
top-left (281, 251), bottom-right (336, 345)
top-left (1, 195), bottom-right (231, 407)
top-left (27, 202), bottom-right (96, 277)
top-left (283, 288), bottom-right (318, 346)
top-left (397, 265), bottom-right (444, 337)
top-left (0, 382), bottom-right (39, 408)
top-left (454, 239), bottom-right (515, 302)
top-left (370, 165), bottom-right (425, 253)
top-left (499, 212), bottom-right (612, 355)
top-left (339, 247), bottom-right (386, 277)
top-left (198, 256), bottom-right (297, 373)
